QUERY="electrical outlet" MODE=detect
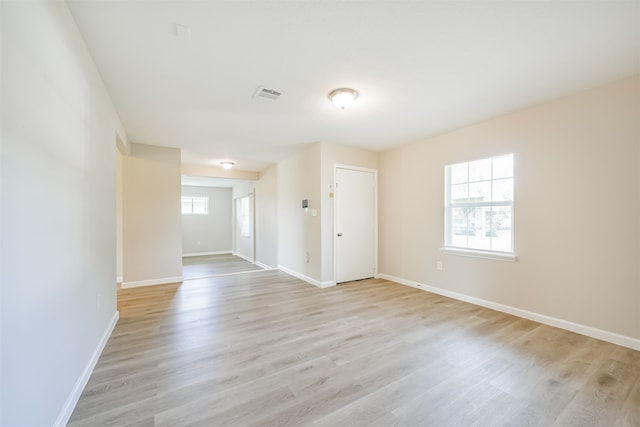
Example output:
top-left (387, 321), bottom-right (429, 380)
top-left (305, 251), bottom-right (310, 263)
top-left (436, 261), bottom-right (443, 271)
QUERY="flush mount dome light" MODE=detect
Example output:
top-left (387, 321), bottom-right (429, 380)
top-left (329, 88), bottom-right (358, 110)
top-left (220, 161), bottom-right (235, 170)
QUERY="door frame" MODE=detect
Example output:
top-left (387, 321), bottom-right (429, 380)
top-left (333, 164), bottom-right (378, 283)
top-left (233, 190), bottom-right (256, 263)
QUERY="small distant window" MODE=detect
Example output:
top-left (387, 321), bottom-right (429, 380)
top-left (182, 196), bottom-right (208, 215)
top-left (240, 196), bottom-right (250, 237)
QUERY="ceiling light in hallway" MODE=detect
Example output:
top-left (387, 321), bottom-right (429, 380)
top-left (329, 88), bottom-right (358, 110)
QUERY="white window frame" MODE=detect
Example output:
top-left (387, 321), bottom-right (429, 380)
top-left (442, 153), bottom-right (517, 262)
top-left (181, 196), bottom-right (208, 215)
top-left (239, 196), bottom-right (251, 237)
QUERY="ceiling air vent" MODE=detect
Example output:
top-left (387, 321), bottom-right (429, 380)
top-left (254, 86), bottom-right (283, 102)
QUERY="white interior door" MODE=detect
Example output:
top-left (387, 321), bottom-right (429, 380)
top-left (335, 167), bottom-right (376, 283)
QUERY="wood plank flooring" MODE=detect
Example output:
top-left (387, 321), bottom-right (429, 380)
top-left (182, 254), bottom-right (263, 280)
top-left (69, 271), bottom-right (640, 426)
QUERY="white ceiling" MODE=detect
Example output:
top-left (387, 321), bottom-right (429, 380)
top-left (67, 1), bottom-right (640, 173)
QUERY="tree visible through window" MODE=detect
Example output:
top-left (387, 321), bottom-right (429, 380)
top-left (445, 153), bottom-right (514, 253)
top-left (181, 196), bottom-right (208, 215)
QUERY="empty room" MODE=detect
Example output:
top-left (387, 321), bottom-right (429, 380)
top-left (1, 1), bottom-right (639, 426)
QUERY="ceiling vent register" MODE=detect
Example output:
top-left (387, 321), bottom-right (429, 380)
top-left (254, 86), bottom-right (283, 102)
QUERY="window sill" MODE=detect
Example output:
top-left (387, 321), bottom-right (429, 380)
top-left (440, 247), bottom-right (518, 262)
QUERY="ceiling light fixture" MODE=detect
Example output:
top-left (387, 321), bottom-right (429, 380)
top-left (220, 161), bottom-right (235, 170)
top-left (329, 88), bottom-right (358, 110)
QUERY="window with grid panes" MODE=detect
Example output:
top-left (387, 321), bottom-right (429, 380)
top-left (445, 153), bottom-right (514, 254)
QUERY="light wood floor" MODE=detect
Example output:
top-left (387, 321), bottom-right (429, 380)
top-left (69, 270), bottom-right (639, 426)
top-left (182, 254), bottom-right (263, 280)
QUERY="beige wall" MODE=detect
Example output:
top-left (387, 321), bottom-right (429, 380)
top-left (0, 1), bottom-right (127, 425)
top-left (123, 143), bottom-right (182, 286)
top-left (255, 165), bottom-right (278, 268)
top-left (182, 163), bottom-right (259, 181)
top-left (320, 142), bottom-right (379, 282)
top-left (379, 76), bottom-right (640, 342)
top-left (277, 143), bottom-right (322, 282)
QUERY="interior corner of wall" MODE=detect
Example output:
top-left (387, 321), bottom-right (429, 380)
top-left (115, 132), bottom-right (131, 156)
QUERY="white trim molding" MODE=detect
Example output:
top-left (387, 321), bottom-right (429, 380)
top-left (255, 261), bottom-right (275, 270)
top-left (440, 247), bottom-right (518, 262)
top-left (116, 275), bottom-right (123, 284)
top-left (183, 269), bottom-right (268, 281)
top-left (377, 273), bottom-right (640, 351)
top-left (182, 251), bottom-right (232, 257)
top-left (54, 311), bottom-right (119, 427)
top-left (233, 252), bottom-right (254, 264)
top-left (121, 276), bottom-right (183, 289)
top-left (278, 265), bottom-right (336, 289)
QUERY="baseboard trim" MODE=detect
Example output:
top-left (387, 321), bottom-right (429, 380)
top-left (182, 251), bottom-right (232, 257)
top-left (116, 275), bottom-right (123, 284)
top-left (232, 252), bottom-right (254, 263)
top-left (121, 276), bottom-right (183, 289)
top-left (54, 310), bottom-right (119, 427)
top-left (278, 265), bottom-right (336, 288)
top-left (376, 273), bottom-right (640, 351)
top-left (183, 269), bottom-right (269, 281)
top-left (255, 261), bottom-right (275, 270)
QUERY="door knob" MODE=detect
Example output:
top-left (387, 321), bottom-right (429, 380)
top-left (337, 233), bottom-right (343, 237)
